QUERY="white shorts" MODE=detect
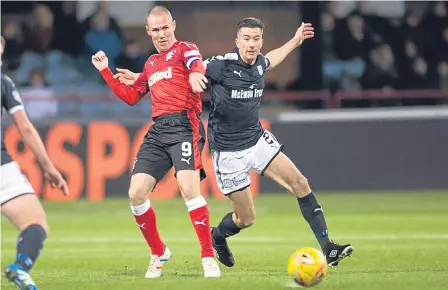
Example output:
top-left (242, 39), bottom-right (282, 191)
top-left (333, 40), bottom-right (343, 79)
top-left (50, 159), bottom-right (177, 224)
top-left (1, 161), bottom-right (35, 205)
top-left (212, 130), bottom-right (283, 195)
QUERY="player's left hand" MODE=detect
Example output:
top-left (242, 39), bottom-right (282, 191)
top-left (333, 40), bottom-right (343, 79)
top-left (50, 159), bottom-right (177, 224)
top-left (294, 22), bottom-right (314, 46)
top-left (113, 68), bottom-right (138, 86)
top-left (189, 72), bottom-right (208, 93)
top-left (44, 166), bottom-right (70, 196)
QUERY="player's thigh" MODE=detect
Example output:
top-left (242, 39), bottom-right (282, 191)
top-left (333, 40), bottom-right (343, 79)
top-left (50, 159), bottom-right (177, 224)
top-left (252, 130), bottom-right (284, 176)
top-left (168, 114), bottom-right (206, 180)
top-left (228, 187), bottom-right (256, 228)
top-left (263, 151), bottom-right (311, 196)
top-left (1, 163), bottom-right (48, 233)
top-left (168, 115), bottom-right (206, 200)
top-left (2, 194), bottom-right (48, 233)
top-left (131, 133), bottom-right (172, 201)
top-left (212, 149), bottom-right (252, 196)
top-left (175, 170), bottom-right (202, 201)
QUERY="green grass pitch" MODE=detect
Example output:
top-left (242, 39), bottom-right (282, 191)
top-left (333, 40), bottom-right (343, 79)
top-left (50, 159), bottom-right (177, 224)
top-left (2, 191), bottom-right (448, 289)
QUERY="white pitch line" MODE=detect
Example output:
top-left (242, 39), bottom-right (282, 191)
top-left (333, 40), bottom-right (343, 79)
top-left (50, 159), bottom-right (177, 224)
top-left (1, 234), bottom-right (447, 244)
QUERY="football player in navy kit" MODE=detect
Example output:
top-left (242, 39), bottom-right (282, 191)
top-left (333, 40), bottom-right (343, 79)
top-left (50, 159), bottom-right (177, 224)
top-left (1, 36), bottom-right (69, 290)
top-left (203, 18), bottom-right (353, 269)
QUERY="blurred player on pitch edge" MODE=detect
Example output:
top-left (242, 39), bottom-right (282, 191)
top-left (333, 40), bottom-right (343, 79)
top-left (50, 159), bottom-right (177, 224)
top-left (91, 6), bottom-right (220, 278)
top-left (1, 36), bottom-right (70, 290)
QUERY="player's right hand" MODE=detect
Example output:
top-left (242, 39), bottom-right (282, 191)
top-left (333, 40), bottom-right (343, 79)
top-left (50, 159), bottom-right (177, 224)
top-left (113, 68), bottom-right (138, 86)
top-left (189, 72), bottom-right (208, 93)
top-left (92, 51), bottom-right (109, 71)
top-left (44, 165), bottom-right (70, 196)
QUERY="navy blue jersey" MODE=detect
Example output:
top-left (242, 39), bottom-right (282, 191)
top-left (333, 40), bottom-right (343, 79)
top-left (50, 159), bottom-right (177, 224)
top-left (204, 51), bottom-right (270, 151)
top-left (1, 74), bottom-right (24, 165)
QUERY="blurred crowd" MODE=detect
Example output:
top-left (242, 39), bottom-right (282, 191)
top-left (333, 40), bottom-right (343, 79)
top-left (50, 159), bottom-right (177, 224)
top-left (1, 1), bottom-right (152, 90)
top-left (1, 1), bottom-right (447, 116)
top-left (321, 1), bottom-right (448, 92)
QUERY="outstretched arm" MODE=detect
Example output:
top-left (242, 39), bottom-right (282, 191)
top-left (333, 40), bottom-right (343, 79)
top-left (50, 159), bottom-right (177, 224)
top-left (92, 51), bottom-right (147, 105)
top-left (265, 22), bottom-right (314, 70)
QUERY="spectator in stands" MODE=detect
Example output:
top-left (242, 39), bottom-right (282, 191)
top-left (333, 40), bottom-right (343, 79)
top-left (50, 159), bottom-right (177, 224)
top-left (1, 20), bottom-right (25, 71)
top-left (322, 10), bottom-right (366, 91)
top-left (399, 11), bottom-right (434, 60)
top-left (82, 1), bottom-right (123, 41)
top-left (438, 61), bottom-right (448, 89)
top-left (52, 1), bottom-right (83, 57)
top-left (333, 12), bottom-right (375, 62)
top-left (84, 11), bottom-right (122, 79)
top-left (27, 69), bottom-right (48, 88)
top-left (362, 42), bottom-right (398, 89)
top-left (22, 4), bottom-right (55, 54)
top-left (437, 26), bottom-right (448, 63)
top-left (408, 57), bottom-right (438, 89)
top-left (116, 39), bottom-right (146, 73)
top-left (424, 1), bottom-right (447, 37)
top-left (16, 4), bottom-right (81, 86)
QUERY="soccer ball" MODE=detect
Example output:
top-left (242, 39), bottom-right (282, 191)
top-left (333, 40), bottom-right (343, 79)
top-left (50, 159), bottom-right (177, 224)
top-left (287, 247), bottom-right (328, 287)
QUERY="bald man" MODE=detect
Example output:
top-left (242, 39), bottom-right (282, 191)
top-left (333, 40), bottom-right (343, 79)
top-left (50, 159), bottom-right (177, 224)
top-left (91, 6), bottom-right (220, 278)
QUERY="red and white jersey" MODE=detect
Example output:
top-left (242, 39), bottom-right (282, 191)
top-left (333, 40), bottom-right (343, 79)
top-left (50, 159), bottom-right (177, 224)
top-left (133, 41), bottom-right (203, 118)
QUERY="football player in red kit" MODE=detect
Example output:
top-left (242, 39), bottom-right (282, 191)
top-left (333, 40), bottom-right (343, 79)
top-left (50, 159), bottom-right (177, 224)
top-left (91, 6), bottom-right (220, 278)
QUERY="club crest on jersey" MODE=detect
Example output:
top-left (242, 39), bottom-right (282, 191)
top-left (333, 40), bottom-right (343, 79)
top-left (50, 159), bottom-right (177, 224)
top-left (148, 67), bottom-right (172, 87)
top-left (257, 65), bottom-right (263, 76)
top-left (166, 50), bottom-right (176, 61)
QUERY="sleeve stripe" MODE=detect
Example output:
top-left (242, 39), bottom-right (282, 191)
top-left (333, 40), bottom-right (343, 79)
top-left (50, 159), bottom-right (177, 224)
top-left (9, 105), bottom-right (24, 115)
top-left (187, 57), bottom-right (201, 70)
top-left (265, 57), bottom-right (271, 69)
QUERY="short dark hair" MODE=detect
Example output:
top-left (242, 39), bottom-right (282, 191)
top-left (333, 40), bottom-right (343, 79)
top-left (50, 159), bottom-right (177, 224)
top-left (237, 17), bottom-right (265, 32)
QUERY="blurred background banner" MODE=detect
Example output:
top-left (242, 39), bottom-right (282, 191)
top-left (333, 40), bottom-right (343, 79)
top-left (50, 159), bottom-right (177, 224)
top-left (1, 1), bottom-right (448, 200)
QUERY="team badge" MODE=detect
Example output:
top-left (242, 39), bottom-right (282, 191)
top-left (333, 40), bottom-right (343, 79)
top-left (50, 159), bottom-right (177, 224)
top-left (257, 65), bottom-right (263, 75)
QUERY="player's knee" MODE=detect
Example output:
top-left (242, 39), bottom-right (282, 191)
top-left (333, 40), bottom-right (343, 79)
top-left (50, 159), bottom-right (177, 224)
top-left (19, 219), bottom-right (49, 237)
top-left (239, 216), bottom-right (255, 228)
top-left (39, 221), bottom-right (50, 237)
top-left (292, 175), bottom-right (311, 197)
top-left (237, 211), bottom-right (255, 228)
top-left (128, 187), bottom-right (148, 205)
top-left (178, 181), bottom-right (200, 201)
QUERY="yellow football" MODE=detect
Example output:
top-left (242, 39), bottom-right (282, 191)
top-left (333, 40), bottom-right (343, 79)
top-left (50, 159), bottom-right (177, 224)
top-left (287, 247), bottom-right (328, 287)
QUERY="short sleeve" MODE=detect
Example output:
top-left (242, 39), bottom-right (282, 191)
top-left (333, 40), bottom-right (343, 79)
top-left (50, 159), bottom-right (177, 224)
top-left (179, 42), bottom-right (203, 70)
top-left (260, 54), bottom-right (271, 71)
top-left (203, 56), bottom-right (226, 82)
top-left (1, 75), bottom-right (24, 115)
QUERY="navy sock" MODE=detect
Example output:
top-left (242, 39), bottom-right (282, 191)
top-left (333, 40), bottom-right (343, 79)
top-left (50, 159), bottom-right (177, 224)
top-left (298, 192), bottom-right (331, 253)
top-left (16, 224), bottom-right (47, 271)
top-left (214, 212), bottom-right (241, 242)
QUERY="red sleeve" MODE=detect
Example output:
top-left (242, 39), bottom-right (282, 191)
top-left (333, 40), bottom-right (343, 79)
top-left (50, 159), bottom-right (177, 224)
top-left (191, 60), bottom-right (205, 75)
top-left (100, 68), bottom-right (148, 106)
top-left (180, 42), bottom-right (203, 70)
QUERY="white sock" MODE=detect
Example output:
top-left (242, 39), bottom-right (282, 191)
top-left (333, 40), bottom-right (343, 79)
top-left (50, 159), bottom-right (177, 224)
top-left (185, 196), bottom-right (207, 212)
top-left (131, 199), bottom-right (151, 216)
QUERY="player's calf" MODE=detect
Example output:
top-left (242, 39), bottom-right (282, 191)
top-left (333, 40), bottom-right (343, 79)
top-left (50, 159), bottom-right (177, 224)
top-left (263, 152), bottom-right (333, 253)
top-left (128, 174), bottom-right (165, 258)
top-left (212, 188), bottom-right (255, 267)
top-left (177, 170), bottom-right (216, 260)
